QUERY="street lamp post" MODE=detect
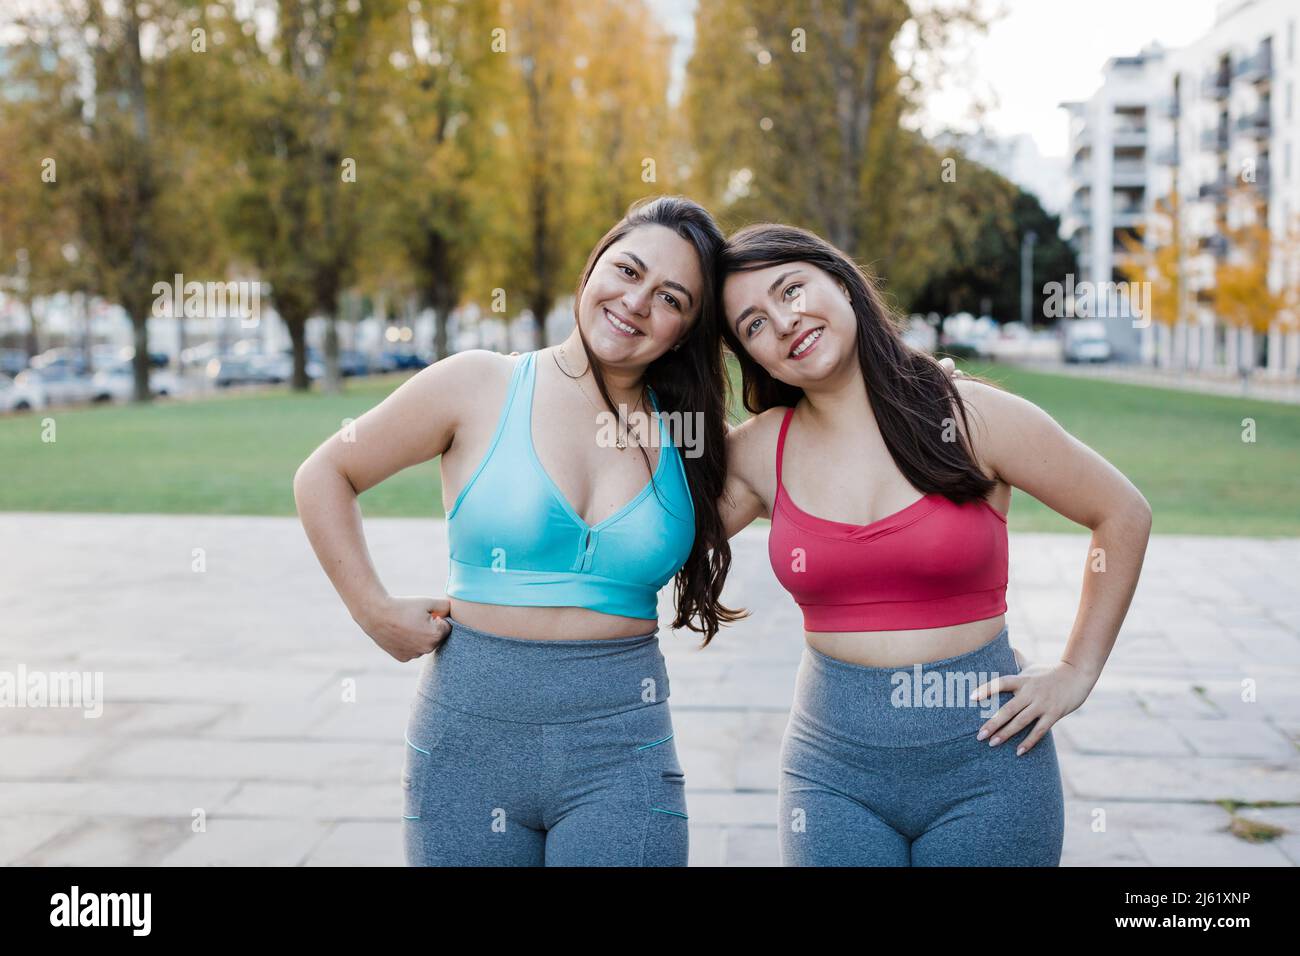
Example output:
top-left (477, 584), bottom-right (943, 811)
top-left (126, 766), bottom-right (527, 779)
top-left (1021, 230), bottom-right (1038, 327)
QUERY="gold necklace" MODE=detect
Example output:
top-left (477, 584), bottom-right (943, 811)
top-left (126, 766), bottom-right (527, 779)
top-left (554, 345), bottom-right (645, 450)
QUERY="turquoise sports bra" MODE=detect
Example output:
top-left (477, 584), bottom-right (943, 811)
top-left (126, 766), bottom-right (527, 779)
top-left (445, 350), bottom-right (696, 620)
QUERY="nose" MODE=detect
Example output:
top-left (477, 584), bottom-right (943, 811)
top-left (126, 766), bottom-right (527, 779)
top-left (621, 286), bottom-right (652, 317)
top-left (771, 306), bottom-right (802, 337)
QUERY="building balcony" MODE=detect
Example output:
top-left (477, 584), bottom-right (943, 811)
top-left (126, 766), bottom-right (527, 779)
top-left (1197, 174), bottom-right (1229, 200)
top-left (1201, 72), bottom-right (1231, 99)
top-left (1247, 159), bottom-right (1271, 190)
top-left (1112, 125), bottom-right (1149, 147)
top-left (1234, 107), bottom-right (1270, 138)
top-left (1155, 146), bottom-right (1179, 166)
top-left (1199, 127), bottom-right (1229, 152)
top-left (1157, 95), bottom-right (1181, 119)
top-left (1111, 163), bottom-right (1147, 186)
top-left (1112, 206), bottom-right (1145, 227)
top-left (1234, 47), bottom-right (1273, 84)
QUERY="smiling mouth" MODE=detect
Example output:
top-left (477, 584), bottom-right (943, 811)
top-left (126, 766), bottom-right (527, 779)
top-left (603, 307), bottom-right (644, 337)
top-left (788, 327), bottom-right (823, 358)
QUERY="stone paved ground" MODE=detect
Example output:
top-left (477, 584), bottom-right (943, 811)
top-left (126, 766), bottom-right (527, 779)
top-left (1, 513), bottom-right (1297, 866)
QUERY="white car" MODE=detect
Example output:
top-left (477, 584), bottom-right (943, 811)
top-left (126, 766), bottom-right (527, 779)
top-left (91, 362), bottom-right (180, 401)
top-left (0, 374), bottom-right (31, 412)
top-left (10, 366), bottom-right (98, 408)
top-left (1063, 320), bottom-right (1113, 363)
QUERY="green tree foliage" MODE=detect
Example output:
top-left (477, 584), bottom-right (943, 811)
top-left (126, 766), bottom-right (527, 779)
top-left (909, 148), bottom-right (1077, 322)
top-left (684, 0), bottom-right (995, 310)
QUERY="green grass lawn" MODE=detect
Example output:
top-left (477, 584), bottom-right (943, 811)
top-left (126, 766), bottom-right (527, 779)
top-left (1, 363), bottom-right (1296, 535)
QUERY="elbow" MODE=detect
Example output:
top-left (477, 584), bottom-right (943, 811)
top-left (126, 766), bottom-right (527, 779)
top-left (1127, 490), bottom-right (1153, 540)
top-left (1091, 489), bottom-right (1151, 540)
top-left (292, 458), bottom-right (315, 510)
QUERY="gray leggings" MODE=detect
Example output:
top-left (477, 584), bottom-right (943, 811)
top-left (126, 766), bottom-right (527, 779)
top-left (779, 627), bottom-right (1065, 866)
top-left (402, 617), bottom-right (688, 866)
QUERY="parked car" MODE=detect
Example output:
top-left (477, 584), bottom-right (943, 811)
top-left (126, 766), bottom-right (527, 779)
top-left (0, 373), bottom-right (32, 412)
top-left (116, 348), bottom-right (171, 369)
top-left (380, 350), bottom-right (431, 371)
top-left (1063, 320), bottom-right (1112, 363)
top-left (10, 365), bottom-right (98, 407)
top-left (91, 362), bottom-right (180, 401)
top-left (336, 349), bottom-right (372, 377)
top-left (0, 348), bottom-right (28, 377)
top-left (270, 350), bottom-right (324, 381)
top-left (206, 355), bottom-right (285, 388)
top-left (180, 340), bottom-right (223, 370)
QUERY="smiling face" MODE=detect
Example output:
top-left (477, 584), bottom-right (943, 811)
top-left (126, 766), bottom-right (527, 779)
top-left (722, 260), bottom-right (857, 385)
top-left (576, 224), bottom-right (703, 367)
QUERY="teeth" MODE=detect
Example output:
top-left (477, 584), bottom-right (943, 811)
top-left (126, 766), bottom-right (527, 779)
top-left (792, 328), bottom-right (822, 356)
top-left (606, 309), bottom-right (639, 335)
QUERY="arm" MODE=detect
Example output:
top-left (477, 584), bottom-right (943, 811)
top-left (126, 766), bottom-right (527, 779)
top-left (292, 350), bottom-right (502, 661)
top-left (719, 413), bottom-right (774, 539)
top-left (720, 439), bottom-right (766, 539)
top-left (959, 380), bottom-right (1153, 753)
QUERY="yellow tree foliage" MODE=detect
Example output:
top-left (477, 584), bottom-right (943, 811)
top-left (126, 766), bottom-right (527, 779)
top-left (1213, 186), bottom-right (1294, 336)
top-left (474, 0), bottom-right (675, 348)
top-left (1117, 189), bottom-right (1189, 330)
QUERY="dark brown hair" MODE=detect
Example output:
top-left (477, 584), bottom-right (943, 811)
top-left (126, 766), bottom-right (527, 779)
top-left (720, 222), bottom-right (996, 504)
top-left (572, 195), bottom-right (743, 645)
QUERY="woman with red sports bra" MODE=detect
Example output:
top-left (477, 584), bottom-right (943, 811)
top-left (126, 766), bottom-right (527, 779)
top-left (717, 223), bottom-right (1152, 866)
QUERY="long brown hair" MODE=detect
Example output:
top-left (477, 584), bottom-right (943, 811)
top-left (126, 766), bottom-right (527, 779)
top-left (572, 195), bottom-right (743, 645)
top-left (720, 223), bottom-right (996, 503)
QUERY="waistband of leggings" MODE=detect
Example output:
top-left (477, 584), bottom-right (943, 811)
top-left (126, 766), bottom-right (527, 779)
top-left (413, 616), bottom-right (669, 723)
top-left (792, 626), bottom-right (1018, 747)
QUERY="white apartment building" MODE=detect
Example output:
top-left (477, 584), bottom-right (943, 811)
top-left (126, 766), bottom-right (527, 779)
top-left (1062, 0), bottom-right (1300, 376)
top-left (1060, 44), bottom-right (1166, 362)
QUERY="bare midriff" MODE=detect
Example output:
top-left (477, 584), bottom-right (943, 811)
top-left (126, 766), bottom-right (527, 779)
top-left (806, 613), bottom-right (1007, 668)
top-left (448, 597), bottom-right (659, 641)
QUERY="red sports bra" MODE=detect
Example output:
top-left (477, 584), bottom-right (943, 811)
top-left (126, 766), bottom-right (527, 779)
top-left (768, 406), bottom-right (1008, 632)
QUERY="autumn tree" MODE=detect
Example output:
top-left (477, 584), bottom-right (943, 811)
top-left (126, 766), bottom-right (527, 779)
top-left (1213, 185), bottom-right (1295, 374)
top-left (683, 0), bottom-right (988, 309)
top-left (6, 0), bottom-right (220, 399)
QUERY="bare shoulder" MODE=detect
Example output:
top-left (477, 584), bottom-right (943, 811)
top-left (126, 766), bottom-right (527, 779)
top-left (954, 376), bottom-right (1053, 429)
top-left (951, 375), bottom-right (1063, 477)
top-left (401, 349), bottom-right (515, 409)
top-left (421, 348), bottom-right (516, 388)
top-left (727, 405), bottom-right (789, 454)
top-left (373, 349), bottom-right (516, 455)
top-left (726, 405), bottom-right (790, 485)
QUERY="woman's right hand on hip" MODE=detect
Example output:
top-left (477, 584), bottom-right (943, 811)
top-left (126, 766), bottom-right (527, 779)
top-left (359, 595), bottom-right (452, 662)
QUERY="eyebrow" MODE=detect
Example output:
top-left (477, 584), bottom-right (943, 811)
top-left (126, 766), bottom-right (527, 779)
top-left (732, 270), bottom-right (800, 334)
top-left (622, 251), bottom-right (695, 309)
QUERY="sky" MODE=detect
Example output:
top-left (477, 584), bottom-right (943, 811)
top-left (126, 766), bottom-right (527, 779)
top-left (648, 0), bottom-right (1223, 158)
top-left (3, 0), bottom-right (1224, 162)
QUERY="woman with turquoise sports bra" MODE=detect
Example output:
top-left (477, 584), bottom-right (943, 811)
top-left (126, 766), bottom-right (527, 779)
top-left (293, 196), bottom-right (741, 866)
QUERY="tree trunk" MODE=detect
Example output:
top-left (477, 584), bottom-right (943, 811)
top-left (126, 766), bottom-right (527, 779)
top-left (132, 314), bottom-right (151, 403)
top-left (285, 310), bottom-right (309, 391)
top-left (22, 293), bottom-right (38, 361)
top-left (80, 293), bottom-right (94, 374)
top-left (532, 294), bottom-right (552, 350)
top-left (323, 315), bottom-right (341, 395)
